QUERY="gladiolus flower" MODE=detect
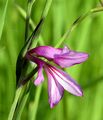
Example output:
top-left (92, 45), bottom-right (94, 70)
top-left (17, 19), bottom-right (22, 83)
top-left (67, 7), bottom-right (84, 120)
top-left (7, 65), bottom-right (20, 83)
top-left (26, 46), bottom-right (88, 108)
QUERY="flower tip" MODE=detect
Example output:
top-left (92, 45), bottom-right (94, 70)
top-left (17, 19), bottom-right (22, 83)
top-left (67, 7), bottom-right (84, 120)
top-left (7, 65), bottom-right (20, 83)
top-left (79, 90), bottom-right (83, 97)
top-left (49, 100), bottom-right (59, 108)
top-left (72, 84), bottom-right (83, 97)
top-left (76, 88), bottom-right (83, 97)
top-left (78, 52), bottom-right (89, 63)
top-left (50, 103), bottom-right (56, 108)
top-left (50, 105), bottom-right (54, 109)
top-left (34, 81), bottom-right (39, 86)
top-left (34, 80), bottom-right (43, 86)
top-left (82, 52), bottom-right (89, 60)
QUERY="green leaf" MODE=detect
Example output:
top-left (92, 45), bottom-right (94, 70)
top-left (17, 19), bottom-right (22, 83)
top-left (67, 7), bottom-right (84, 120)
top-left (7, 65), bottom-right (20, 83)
top-left (8, 87), bottom-right (22, 120)
top-left (0, 0), bottom-right (8, 40)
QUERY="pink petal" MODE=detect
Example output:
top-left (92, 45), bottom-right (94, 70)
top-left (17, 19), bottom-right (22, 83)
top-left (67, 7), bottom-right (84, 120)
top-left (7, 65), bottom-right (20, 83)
top-left (34, 64), bottom-right (44, 85)
top-left (27, 46), bottom-right (62, 60)
top-left (46, 65), bottom-right (83, 96)
top-left (61, 46), bottom-right (70, 54)
top-left (54, 50), bottom-right (89, 68)
top-left (26, 53), bottom-right (44, 85)
top-left (44, 66), bottom-right (64, 108)
top-left (26, 52), bottom-right (45, 65)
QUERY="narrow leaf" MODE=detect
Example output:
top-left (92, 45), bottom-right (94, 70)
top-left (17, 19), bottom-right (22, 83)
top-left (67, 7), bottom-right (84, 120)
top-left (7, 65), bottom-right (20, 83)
top-left (0, 0), bottom-right (8, 40)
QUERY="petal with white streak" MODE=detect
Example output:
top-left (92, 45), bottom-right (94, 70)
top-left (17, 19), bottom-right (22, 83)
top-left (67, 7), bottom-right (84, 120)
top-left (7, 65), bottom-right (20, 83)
top-left (44, 66), bottom-right (64, 108)
top-left (47, 65), bottom-right (83, 96)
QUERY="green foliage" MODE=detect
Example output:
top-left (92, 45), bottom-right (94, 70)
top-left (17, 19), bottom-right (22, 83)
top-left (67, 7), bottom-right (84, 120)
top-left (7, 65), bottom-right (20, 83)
top-left (0, 0), bottom-right (103, 120)
top-left (0, 0), bottom-right (8, 40)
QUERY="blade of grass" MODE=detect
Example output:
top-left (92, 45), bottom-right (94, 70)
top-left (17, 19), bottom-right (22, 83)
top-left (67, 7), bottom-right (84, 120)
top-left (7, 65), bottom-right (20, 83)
top-left (15, 4), bottom-right (44, 45)
top-left (0, 0), bottom-right (8, 40)
top-left (8, 0), bottom-right (53, 120)
top-left (55, 7), bottom-right (103, 48)
top-left (27, 0), bottom-right (53, 120)
top-left (28, 85), bottom-right (42, 120)
top-left (25, 0), bottom-right (36, 41)
top-left (13, 83), bottom-right (31, 120)
top-left (15, 4), bottom-right (35, 30)
top-left (8, 87), bottom-right (22, 120)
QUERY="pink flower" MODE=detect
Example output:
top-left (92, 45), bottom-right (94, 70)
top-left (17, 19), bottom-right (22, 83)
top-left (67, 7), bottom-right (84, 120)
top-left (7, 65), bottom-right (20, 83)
top-left (26, 46), bottom-right (88, 108)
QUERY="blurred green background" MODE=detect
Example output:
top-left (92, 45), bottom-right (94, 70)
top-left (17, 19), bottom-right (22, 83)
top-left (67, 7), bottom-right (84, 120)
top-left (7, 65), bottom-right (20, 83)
top-left (0, 0), bottom-right (103, 120)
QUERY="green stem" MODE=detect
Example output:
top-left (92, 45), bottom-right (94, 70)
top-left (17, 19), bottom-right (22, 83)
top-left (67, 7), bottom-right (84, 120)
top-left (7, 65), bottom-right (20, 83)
top-left (8, 0), bottom-right (53, 119)
top-left (99, 0), bottom-right (103, 7)
top-left (13, 83), bottom-right (31, 120)
top-left (15, 4), bottom-right (44, 45)
top-left (8, 87), bottom-right (22, 120)
top-left (16, 92), bottom-right (29, 120)
top-left (29, 85), bottom-right (42, 120)
top-left (8, 1), bottom-right (36, 120)
top-left (27, 0), bottom-right (53, 120)
top-left (25, 0), bottom-right (36, 41)
top-left (25, 0), bottom-right (53, 51)
top-left (41, 0), bottom-right (52, 18)
top-left (15, 4), bottom-right (35, 30)
top-left (55, 7), bottom-right (103, 48)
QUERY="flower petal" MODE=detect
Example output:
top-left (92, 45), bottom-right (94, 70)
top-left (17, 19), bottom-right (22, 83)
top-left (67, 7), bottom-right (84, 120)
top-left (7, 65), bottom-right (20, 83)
top-left (54, 50), bottom-right (88, 68)
top-left (61, 46), bottom-right (70, 54)
top-left (27, 46), bottom-right (88, 68)
top-left (34, 64), bottom-right (44, 85)
top-left (44, 66), bottom-right (64, 108)
top-left (26, 53), bottom-right (44, 85)
top-left (28, 46), bottom-right (62, 60)
top-left (26, 52), bottom-right (45, 65)
top-left (47, 65), bottom-right (83, 96)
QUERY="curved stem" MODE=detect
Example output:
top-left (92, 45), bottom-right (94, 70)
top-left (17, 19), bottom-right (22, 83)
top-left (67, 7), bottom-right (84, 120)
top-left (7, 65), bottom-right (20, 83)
top-left (13, 83), bottom-right (30, 120)
top-left (56, 7), bottom-right (103, 48)
top-left (99, 0), bottom-right (103, 6)
top-left (8, 87), bottom-right (22, 120)
top-left (28, 85), bottom-right (42, 120)
top-left (25, 0), bottom-right (36, 41)
top-left (15, 4), bottom-right (44, 45)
